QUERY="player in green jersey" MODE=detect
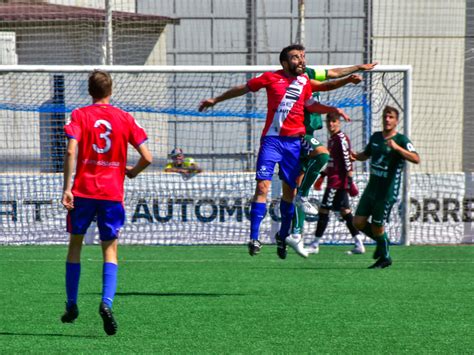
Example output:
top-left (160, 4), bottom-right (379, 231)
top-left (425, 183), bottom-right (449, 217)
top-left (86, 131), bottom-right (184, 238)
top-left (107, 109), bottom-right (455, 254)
top-left (352, 105), bottom-right (420, 268)
top-left (287, 62), bottom-right (378, 257)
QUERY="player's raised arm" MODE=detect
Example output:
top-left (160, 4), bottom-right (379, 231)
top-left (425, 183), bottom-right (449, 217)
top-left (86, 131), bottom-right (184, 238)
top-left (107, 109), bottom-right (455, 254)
top-left (199, 84), bottom-right (249, 111)
top-left (327, 62), bottom-right (378, 79)
top-left (305, 101), bottom-right (350, 122)
top-left (311, 74), bottom-right (362, 92)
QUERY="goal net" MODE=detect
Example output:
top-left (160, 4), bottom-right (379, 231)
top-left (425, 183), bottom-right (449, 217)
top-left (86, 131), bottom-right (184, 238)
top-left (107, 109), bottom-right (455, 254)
top-left (0, 65), bottom-right (461, 245)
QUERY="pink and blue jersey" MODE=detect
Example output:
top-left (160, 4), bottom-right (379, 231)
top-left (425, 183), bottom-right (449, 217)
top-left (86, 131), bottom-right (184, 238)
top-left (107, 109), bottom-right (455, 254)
top-left (64, 104), bottom-right (147, 202)
top-left (247, 70), bottom-right (314, 137)
top-left (248, 70), bottom-right (314, 187)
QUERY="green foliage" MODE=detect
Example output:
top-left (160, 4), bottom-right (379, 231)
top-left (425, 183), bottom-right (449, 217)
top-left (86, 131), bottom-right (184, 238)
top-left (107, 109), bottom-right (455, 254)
top-left (0, 245), bottom-right (473, 353)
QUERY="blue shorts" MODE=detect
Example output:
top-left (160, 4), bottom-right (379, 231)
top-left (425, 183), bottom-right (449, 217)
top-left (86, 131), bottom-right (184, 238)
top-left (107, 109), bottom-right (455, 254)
top-left (66, 197), bottom-right (125, 241)
top-left (255, 136), bottom-right (301, 189)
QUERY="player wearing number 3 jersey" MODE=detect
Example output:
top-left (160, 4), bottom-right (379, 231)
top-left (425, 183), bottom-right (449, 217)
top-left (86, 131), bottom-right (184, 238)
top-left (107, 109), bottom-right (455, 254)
top-left (199, 44), bottom-right (350, 259)
top-left (61, 70), bottom-right (152, 335)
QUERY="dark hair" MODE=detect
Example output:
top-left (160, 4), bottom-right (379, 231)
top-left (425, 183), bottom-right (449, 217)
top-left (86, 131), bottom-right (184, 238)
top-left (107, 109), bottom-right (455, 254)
top-left (326, 112), bottom-right (341, 121)
top-left (170, 148), bottom-right (184, 157)
top-left (88, 70), bottom-right (112, 99)
top-left (383, 105), bottom-right (399, 119)
top-left (279, 44), bottom-right (305, 65)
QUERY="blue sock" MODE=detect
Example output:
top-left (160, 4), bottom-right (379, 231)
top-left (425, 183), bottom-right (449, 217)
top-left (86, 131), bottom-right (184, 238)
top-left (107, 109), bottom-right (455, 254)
top-left (279, 200), bottom-right (295, 239)
top-left (65, 262), bottom-right (81, 307)
top-left (102, 262), bottom-right (118, 308)
top-left (250, 202), bottom-right (267, 240)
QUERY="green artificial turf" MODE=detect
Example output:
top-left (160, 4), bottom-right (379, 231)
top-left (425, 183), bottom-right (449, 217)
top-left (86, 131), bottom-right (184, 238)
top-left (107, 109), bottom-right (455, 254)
top-left (0, 245), bottom-right (472, 353)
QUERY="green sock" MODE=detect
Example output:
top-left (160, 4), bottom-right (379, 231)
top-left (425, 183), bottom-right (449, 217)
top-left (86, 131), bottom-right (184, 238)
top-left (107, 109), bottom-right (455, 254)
top-left (380, 232), bottom-right (390, 258)
top-left (298, 153), bottom-right (329, 196)
top-left (291, 204), bottom-right (306, 235)
top-left (372, 232), bottom-right (390, 259)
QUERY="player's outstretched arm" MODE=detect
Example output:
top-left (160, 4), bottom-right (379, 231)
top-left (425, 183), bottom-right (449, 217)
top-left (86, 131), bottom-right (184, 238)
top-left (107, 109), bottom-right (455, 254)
top-left (199, 84), bottom-right (249, 112)
top-left (351, 151), bottom-right (369, 162)
top-left (327, 62), bottom-right (378, 79)
top-left (311, 74), bottom-right (362, 92)
top-left (306, 102), bottom-right (350, 122)
top-left (62, 138), bottom-right (77, 210)
top-left (126, 143), bottom-right (153, 179)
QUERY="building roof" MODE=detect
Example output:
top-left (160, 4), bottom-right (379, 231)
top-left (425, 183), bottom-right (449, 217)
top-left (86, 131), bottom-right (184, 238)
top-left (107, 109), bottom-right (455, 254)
top-left (0, 2), bottom-right (179, 24)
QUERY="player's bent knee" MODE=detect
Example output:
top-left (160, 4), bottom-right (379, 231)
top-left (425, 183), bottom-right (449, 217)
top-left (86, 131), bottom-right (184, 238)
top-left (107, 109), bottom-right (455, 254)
top-left (352, 217), bottom-right (366, 231)
top-left (311, 146), bottom-right (329, 157)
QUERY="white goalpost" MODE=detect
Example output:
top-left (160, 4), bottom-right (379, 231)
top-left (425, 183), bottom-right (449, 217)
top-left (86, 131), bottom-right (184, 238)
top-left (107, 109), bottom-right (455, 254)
top-left (1, 64), bottom-right (464, 246)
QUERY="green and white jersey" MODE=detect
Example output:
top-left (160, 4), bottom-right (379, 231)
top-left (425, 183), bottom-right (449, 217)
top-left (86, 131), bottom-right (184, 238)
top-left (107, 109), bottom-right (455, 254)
top-left (304, 67), bottom-right (328, 134)
top-left (363, 132), bottom-right (417, 202)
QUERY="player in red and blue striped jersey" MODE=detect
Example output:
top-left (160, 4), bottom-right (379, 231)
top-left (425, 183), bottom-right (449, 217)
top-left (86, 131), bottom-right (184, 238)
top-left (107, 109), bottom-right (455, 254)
top-left (60, 70), bottom-right (152, 335)
top-left (199, 44), bottom-right (349, 259)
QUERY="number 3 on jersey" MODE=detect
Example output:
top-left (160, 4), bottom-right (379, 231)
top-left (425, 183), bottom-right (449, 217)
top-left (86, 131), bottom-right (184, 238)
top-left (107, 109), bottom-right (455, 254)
top-left (93, 119), bottom-right (112, 154)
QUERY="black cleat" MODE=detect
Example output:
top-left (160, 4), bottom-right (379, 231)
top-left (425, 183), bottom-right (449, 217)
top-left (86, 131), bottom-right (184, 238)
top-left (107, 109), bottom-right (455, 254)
top-left (99, 302), bottom-right (118, 336)
top-left (248, 239), bottom-right (262, 256)
top-left (61, 303), bottom-right (79, 323)
top-left (368, 257), bottom-right (392, 269)
top-left (275, 233), bottom-right (287, 260)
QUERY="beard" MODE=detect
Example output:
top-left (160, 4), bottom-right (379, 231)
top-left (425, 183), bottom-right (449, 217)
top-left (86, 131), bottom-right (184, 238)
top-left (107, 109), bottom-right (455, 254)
top-left (288, 63), bottom-right (305, 76)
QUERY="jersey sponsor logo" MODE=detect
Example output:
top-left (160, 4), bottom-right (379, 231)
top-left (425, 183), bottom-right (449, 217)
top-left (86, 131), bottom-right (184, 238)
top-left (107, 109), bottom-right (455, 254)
top-left (407, 142), bottom-right (416, 152)
top-left (82, 159), bottom-right (121, 167)
top-left (370, 168), bottom-right (388, 178)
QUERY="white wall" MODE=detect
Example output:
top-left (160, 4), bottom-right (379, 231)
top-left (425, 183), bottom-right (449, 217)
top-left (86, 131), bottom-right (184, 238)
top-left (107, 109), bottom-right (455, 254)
top-left (373, 0), bottom-right (465, 172)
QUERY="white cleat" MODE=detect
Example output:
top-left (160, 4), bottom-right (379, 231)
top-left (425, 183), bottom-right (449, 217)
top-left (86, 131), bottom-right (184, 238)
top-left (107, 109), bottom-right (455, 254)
top-left (294, 195), bottom-right (319, 215)
top-left (286, 234), bottom-right (309, 258)
top-left (306, 241), bottom-right (320, 255)
top-left (346, 243), bottom-right (366, 255)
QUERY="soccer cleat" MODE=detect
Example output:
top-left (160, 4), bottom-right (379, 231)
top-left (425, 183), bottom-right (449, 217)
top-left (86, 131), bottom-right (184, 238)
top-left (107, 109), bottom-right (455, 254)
top-left (368, 257), bottom-right (392, 269)
top-left (306, 241), bottom-right (320, 255)
top-left (247, 239), bottom-right (262, 256)
top-left (99, 302), bottom-right (118, 336)
top-left (347, 245), bottom-right (366, 254)
top-left (294, 195), bottom-right (319, 215)
top-left (348, 240), bottom-right (366, 255)
top-left (286, 234), bottom-right (309, 258)
top-left (275, 233), bottom-right (287, 259)
top-left (61, 303), bottom-right (79, 323)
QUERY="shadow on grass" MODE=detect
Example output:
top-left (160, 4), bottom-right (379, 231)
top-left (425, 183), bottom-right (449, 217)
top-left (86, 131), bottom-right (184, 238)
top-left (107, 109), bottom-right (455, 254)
top-left (83, 291), bottom-right (246, 297)
top-left (118, 291), bottom-right (246, 297)
top-left (0, 331), bottom-right (100, 339)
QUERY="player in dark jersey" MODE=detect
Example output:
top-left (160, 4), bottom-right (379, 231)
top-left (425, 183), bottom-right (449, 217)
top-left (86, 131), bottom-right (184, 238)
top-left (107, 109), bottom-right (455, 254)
top-left (199, 44), bottom-right (349, 259)
top-left (61, 70), bottom-right (152, 335)
top-left (294, 62), bottom-right (378, 217)
top-left (352, 105), bottom-right (420, 269)
top-left (305, 112), bottom-right (364, 255)
top-left (290, 63), bottom-right (377, 257)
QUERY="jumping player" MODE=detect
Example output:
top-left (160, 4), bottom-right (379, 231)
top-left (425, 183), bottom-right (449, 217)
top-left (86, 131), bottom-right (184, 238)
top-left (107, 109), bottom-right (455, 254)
top-left (199, 44), bottom-right (350, 259)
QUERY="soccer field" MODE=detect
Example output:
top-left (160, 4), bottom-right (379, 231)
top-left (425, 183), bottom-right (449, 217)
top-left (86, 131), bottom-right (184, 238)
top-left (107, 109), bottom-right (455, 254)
top-left (0, 245), bottom-right (473, 353)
